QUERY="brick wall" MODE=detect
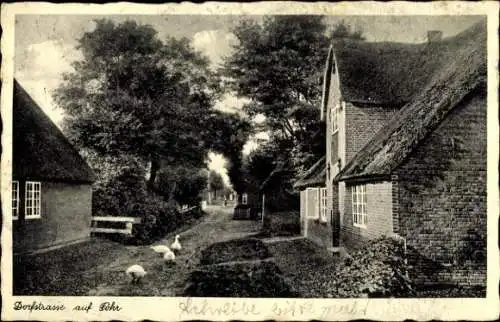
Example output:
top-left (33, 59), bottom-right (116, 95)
top-left (326, 71), bottom-right (341, 220)
top-left (344, 103), bottom-right (399, 165)
top-left (395, 91), bottom-right (486, 286)
top-left (13, 181), bottom-right (93, 253)
top-left (341, 181), bottom-right (393, 250)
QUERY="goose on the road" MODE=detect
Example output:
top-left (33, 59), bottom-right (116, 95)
top-left (171, 235), bottom-right (182, 253)
top-left (126, 264), bottom-right (147, 283)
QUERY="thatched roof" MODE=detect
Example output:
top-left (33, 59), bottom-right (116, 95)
top-left (13, 80), bottom-right (96, 183)
top-left (259, 161), bottom-right (286, 192)
top-left (331, 20), bottom-right (485, 106)
top-left (293, 156), bottom-right (326, 190)
top-left (337, 20), bottom-right (486, 181)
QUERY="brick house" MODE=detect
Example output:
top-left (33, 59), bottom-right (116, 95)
top-left (298, 20), bottom-right (487, 286)
top-left (12, 80), bottom-right (95, 254)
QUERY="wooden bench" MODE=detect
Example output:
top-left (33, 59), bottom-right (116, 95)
top-left (90, 216), bottom-right (141, 235)
top-left (179, 206), bottom-right (198, 214)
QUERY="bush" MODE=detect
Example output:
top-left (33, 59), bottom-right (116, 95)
top-left (330, 237), bottom-right (414, 298)
top-left (260, 211), bottom-right (300, 237)
top-left (132, 202), bottom-right (207, 245)
top-left (199, 238), bottom-right (271, 265)
top-left (156, 166), bottom-right (208, 207)
top-left (131, 197), bottom-right (179, 244)
top-left (91, 160), bottom-right (207, 245)
top-left (183, 261), bottom-right (296, 297)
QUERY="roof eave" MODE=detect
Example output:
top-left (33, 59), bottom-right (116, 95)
top-left (294, 180), bottom-right (326, 190)
top-left (12, 175), bottom-right (96, 185)
top-left (337, 172), bottom-right (392, 184)
top-left (344, 99), bottom-right (408, 108)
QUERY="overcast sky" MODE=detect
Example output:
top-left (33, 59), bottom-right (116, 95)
top-left (14, 14), bottom-right (484, 185)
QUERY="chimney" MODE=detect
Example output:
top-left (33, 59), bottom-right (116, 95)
top-left (427, 30), bottom-right (443, 43)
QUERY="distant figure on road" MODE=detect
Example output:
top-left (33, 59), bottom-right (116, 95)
top-left (223, 197), bottom-right (227, 207)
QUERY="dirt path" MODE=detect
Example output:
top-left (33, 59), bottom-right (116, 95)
top-left (85, 205), bottom-right (261, 296)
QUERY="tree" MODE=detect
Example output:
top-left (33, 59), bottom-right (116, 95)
top-left (223, 16), bottom-right (329, 200)
top-left (223, 16), bottom-right (363, 209)
top-left (156, 166), bottom-right (207, 206)
top-left (209, 170), bottom-right (225, 200)
top-left (243, 145), bottom-right (275, 188)
top-left (54, 19), bottom-right (221, 191)
top-left (205, 111), bottom-right (252, 196)
top-left (223, 16), bottom-right (329, 136)
top-left (330, 20), bottom-right (365, 40)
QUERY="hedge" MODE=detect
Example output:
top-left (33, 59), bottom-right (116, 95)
top-left (259, 211), bottom-right (301, 238)
top-left (199, 238), bottom-right (271, 266)
top-left (183, 261), bottom-right (296, 297)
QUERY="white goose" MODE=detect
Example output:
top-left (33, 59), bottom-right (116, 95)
top-left (150, 245), bottom-right (171, 254)
top-left (125, 264), bottom-right (147, 284)
top-left (171, 235), bottom-right (182, 253)
top-left (163, 248), bottom-right (176, 263)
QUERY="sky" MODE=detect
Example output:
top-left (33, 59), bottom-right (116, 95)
top-left (14, 14), bottom-right (484, 186)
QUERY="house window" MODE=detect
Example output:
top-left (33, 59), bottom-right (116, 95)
top-left (330, 102), bottom-right (340, 133)
top-left (242, 193), bottom-right (248, 205)
top-left (319, 187), bottom-right (328, 222)
top-left (352, 184), bottom-right (367, 227)
top-left (25, 181), bottom-right (41, 219)
top-left (306, 188), bottom-right (319, 219)
top-left (12, 180), bottom-right (19, 220)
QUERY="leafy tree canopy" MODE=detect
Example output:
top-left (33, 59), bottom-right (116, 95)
top-left (55, 19), bottom-right (250, 191)
top-left (330, 20), bottom-right (365, 40)
top-left (156, 165), bottom-right (208, 206)
top-left (226, 17), bottom-right (362, 201)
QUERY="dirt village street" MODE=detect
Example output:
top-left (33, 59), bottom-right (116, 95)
top-left (85, 205), bottom-right (261, 296)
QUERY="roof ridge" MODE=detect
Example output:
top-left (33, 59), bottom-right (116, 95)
top-left (330, 19), bottom-right (486, 105)
top-left (336, 20), bottom-right (486, 181)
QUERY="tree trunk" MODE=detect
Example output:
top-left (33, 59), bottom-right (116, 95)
top-left (147, 158), bottom-right (160, 191)
top-left (167, 181), bottom-right (177, 207)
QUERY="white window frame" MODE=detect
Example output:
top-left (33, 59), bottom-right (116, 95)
top-left (352, 184), bottom-right (367, 228)
top-left (12, 180), bottom-right (19, 220)
top-left (241, 193), bottom-right (248, 205)
top-left (306, 188), bottom-right (319, 219)
top-left (319, 187), bottom-right (328, 223)
top-left (330, 102), bottom-right (340, 134)
top-left (25, 181), bottom-right (41, 219)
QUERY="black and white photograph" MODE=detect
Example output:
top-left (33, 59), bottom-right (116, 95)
top-left (1, 1), bottom-right (499, 321)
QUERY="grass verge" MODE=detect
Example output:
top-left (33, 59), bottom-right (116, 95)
top-left (258, 211), bottom-right (300, 238)
top-left (199, 237), bottom-right (271, 265)
top-left (266, 238), bottom-right (338, 297)
top-left (13, 238), bottom-right (127, 295)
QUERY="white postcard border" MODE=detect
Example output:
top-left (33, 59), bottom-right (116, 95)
top-left (1, 2), bottom-right (499, 321)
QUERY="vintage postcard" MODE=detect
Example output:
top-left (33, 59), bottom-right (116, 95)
top-left (1, 1), bottom-right (499, 321)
